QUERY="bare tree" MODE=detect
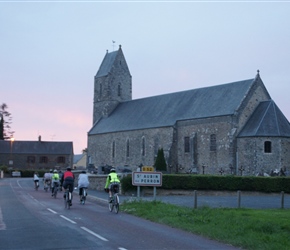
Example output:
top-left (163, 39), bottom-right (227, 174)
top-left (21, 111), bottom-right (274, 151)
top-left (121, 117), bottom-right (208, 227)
top-left (0, 103), bottom-right (14, 140)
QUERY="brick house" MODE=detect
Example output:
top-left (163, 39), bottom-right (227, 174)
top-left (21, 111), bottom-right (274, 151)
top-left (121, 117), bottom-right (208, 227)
top-left (87, 45), bottom-right (290, 176)
top-left (0, 136), bottom-right (73, 170)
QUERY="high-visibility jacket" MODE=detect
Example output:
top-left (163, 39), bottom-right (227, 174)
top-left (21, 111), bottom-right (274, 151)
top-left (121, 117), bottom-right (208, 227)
top-left (105, 172), bottom-right (120, 188)
top-left (52, 173), bottom-right (59, 181)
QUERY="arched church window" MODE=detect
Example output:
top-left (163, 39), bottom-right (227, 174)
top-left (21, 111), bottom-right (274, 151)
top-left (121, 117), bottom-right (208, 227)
top-left (142, 137), bottom-right (145, 156)
top-left (210, 134), bottom-right (216, 152)
top-left (126, 139), bottom-right (130, 157)
top-left (112, 141), bottom-right (115, 158)
top-left (264, 141), bottom-right (272, 153)
top-left (184, 136), bottom-right (190, 153)
top-left (118, 83), bottom-right (121, 97)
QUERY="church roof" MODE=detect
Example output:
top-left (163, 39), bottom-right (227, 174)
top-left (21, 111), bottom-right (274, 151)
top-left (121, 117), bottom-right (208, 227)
top-left (238, 100), bottom-right (290, 137)
top-left (95, 50), bottom-right (119, 78)
top-left (0, 140), bottom-right (73, 154)
top-left (89, 78), bottom-right (256, 135)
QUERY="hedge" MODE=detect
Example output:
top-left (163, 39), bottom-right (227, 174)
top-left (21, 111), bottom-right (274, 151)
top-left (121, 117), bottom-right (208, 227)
top-left (120, 174), bottom-right (290, 193)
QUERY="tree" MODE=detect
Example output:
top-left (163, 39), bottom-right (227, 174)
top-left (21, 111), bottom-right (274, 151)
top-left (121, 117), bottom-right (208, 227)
top-left (0, 103), bottom-right (14, 140)
top-left (154, 148), bottom-right (167, 172)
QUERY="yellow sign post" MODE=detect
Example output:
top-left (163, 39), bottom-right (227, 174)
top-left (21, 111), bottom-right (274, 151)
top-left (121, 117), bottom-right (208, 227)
top-left (142, 166), bottom-right (154, 172)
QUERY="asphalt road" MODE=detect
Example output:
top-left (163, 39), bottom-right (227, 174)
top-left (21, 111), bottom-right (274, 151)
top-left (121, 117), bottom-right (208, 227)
top-left (0, 178), bottom-right (240, 250)
top-left (88, 186), bottom-right (290, 210)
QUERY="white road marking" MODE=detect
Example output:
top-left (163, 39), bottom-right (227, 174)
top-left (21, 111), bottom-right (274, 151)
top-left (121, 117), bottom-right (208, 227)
top-left (60, 215), bottom-right (77, 224)
top-left (0, 207), bottom-right (6, 230)
top-left (47, 208), bottom-right (57, 214)
top-left (81, 227), bottom-right (108, 241)
top-left (118, 248), bottom-right (128, 250)
top-left (16, 180), bottom-right (22, 188)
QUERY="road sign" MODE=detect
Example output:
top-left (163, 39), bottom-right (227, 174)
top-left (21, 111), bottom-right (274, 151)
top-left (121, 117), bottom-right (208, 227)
top-left (132, 172), bottom-right (162, 186)
top-left (142, 166), bottom-right (154, 172)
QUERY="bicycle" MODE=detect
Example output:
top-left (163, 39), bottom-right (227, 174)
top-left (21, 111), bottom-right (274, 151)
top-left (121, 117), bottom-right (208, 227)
top-left (52, 182), bottom-right (59, 198)
top-left (64, 184), bottom-right (72, 210)
top-left (44, 179), bottom-right (51, 192)
top-left (80, 187), bottom-right (87, 205)
top-left (108, 184), bottom-right (120, 214)
top-left (34, 180), bottom-right (39, 191)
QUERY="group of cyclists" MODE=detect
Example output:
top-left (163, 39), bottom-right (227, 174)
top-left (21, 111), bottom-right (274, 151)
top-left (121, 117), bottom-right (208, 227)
top-left (32, 167), bottom-right (120, 206)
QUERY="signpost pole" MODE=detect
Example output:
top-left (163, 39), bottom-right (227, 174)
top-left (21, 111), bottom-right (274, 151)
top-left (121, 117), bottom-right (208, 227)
top-left (137, 186), bottom-right (140, 198)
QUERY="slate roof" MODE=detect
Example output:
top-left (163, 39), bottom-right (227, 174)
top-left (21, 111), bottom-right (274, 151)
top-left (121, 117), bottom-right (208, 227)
top-left (0, 140), bottom-right (73, 154)
top-left (89, 78), bottom-right (255, 135)
top-left (73, 154), bottom-right (83, 164)
top-left (95, 50), bottom-right (118, 78)
top-left (238, 100), bottom-right (290, 137)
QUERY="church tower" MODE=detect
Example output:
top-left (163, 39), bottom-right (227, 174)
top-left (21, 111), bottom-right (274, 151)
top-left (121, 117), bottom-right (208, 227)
top-left (93, 45), bottom-right (132, 124)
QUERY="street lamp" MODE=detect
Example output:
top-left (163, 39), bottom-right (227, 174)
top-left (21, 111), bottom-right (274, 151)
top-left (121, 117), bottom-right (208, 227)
top-left (9, 137), bottom-right (14, 166)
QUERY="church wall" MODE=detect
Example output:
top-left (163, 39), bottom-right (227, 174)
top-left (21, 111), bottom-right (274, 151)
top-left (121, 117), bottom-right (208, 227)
top-left (237, 137), bottom-right (290, 175)
top-left (88, 126), bottom-right (174, 170)
top-left (176, 116), bottom-right (235, 175)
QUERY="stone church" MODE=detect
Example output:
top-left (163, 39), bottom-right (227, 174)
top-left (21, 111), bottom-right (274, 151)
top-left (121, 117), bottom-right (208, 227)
top-left (87, 45), bottom-right (290, 176)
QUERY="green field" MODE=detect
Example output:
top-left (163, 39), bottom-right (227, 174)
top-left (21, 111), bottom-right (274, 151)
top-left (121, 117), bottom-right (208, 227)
top-left (121, 200), bottom-right (290, 250)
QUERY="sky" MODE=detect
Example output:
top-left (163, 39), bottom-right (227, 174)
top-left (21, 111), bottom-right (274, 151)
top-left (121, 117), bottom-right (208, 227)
top-left (1, 1), bottom-right (290, 154)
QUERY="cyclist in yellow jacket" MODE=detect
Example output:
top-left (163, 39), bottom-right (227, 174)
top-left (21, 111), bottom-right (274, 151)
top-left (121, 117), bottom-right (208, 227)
top-left (104, 168), bottom-right (120, 202)
top-left (51, 169), bottom-right (60, 196)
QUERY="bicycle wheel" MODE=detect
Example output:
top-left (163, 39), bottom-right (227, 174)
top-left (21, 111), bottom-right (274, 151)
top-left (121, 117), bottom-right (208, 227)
top-left (82, 189), bottom-right (86, 205)
top-left (64, 191), bottom-right (70, 209)
top-left (109, 198), bottom-right (113, 212)
top-left (64, 193), bottom-right (68, 209)
top-left (53, 187), bottom-right (57, 198)
top-left (113, 194), bottom-right (119, 214)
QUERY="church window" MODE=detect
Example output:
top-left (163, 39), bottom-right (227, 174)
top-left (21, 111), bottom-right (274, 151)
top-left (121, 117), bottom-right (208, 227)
top-left (126, 139), bottom-right (130, 157)
top-left (57, 156), bottom-right (65, 164)
top-left (27, 156), bottom-right (35, 163)
top-left (142, 137), bottom-right (146, 156)
top-left (39, 156), bottom-right (48, 163)
top-left (184, 137), bottom-right (190, 153)
top-left (118, 83), bottom-right (121, 96)
top-left (112, 141), bottom-right (115, 158)
top-left (264, 141), bottom-right (272, 153)
top-left (210, 134), bottom-right (216, 151)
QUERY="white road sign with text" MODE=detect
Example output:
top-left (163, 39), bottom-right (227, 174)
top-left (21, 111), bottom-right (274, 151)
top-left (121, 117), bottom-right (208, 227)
top-left (132, 172), bottom-right (162, 186)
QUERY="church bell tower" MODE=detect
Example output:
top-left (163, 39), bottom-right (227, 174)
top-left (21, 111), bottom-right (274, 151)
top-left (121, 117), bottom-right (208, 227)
top-left (93, 45), bottom-right (132, 125)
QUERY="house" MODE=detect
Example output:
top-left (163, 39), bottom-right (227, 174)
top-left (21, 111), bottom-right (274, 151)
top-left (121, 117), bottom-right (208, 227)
top-left (73, 152), bottom-right (87, 170)
top-left (87, 45), bottom-right (290, 176)
top-left (0, 136), bottom-right (73, 170)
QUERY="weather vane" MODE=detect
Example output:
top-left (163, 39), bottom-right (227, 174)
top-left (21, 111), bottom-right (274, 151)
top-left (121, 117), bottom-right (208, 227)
top-left (112, 40), bottom-right (116, 51)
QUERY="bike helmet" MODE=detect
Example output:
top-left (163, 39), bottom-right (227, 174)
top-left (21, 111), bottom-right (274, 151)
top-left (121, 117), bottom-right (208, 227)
top-left (53, 169), bottom-right (57, 173)
top-left (110, 168), bottom-right (116, 173)
top-left (66, 167), bottom-right (71, 171)
top-left (49, 169), bottom-right (53, 173)
top-left (81, 170), bottom-right (86, 174)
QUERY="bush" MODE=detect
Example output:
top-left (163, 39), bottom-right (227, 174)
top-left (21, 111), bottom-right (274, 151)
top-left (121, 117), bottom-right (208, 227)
top-left (154, 148), bottom-right (167, 172)
top-left (120, 174), bottom-right (134, 193)
top-left (0, 165), bottom-right (8, 173)
top-left (121, 174), bottom-right (290, 193)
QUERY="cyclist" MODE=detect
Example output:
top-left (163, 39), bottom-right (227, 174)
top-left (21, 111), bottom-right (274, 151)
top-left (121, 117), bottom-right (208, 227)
top-left (33, 172), bottom-right (40, 189)
top-left (51, 169), bottom-right (60, 196)
top-left (61, 167), bottom-right (75, 206)
top-left (43, 169), bottom-right (52, 190)
top-left (58, 170), bottom-right (63, 191)
top-left (77, 170), bottom-right (90, 202)
top-left (104, 168), bottom-right (120, 203)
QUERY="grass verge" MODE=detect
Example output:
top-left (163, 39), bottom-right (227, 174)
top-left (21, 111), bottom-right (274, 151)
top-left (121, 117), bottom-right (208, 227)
top-left (121, 200), bottom-right (290, 250)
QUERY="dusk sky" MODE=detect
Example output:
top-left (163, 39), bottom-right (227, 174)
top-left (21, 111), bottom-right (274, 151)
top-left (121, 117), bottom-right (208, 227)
top-left (1, 1), bottom-right (289, 154)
